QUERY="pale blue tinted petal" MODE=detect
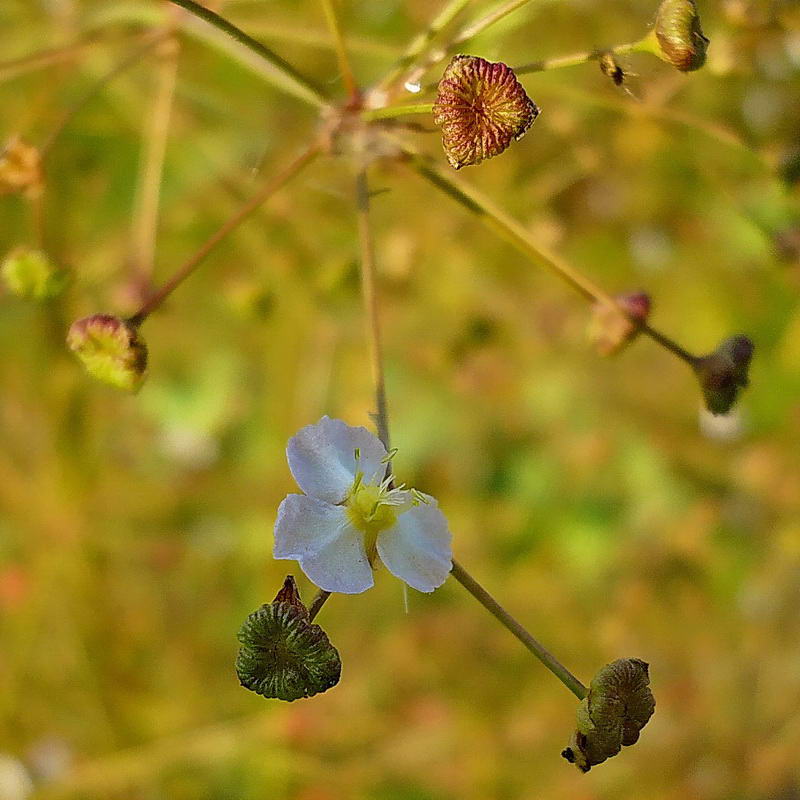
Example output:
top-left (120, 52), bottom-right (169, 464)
top-left (287, 416), bottom-right (387, 503)
top-left (274, 494), bottom-right (373, 594)
top-left (376, 498), bottom-right (452, 593)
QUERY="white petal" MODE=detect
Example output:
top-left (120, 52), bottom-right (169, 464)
top-left (273, 494), bottom-right (374, 594)
top-left (376, 498), bottom-right (452, 593)
top-left (287, 416), bottom-right (387, 503)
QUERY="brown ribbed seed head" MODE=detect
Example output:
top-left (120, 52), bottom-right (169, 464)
top-left (655, 0), bottom-right (709, 72)
top-left (434, 55), bottom-right (539, 170)
top-left (562, 658), bottom-right (656, 773)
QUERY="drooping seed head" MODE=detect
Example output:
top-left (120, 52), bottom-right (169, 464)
top-left (66, 314), bottom-right (148, 393)
top-left (1, 247), bottom-right (68, 301)
top-left (694, 334), bottom-right (754, 415)
top-left (236, 576), bottom-right (342, 701)
top-left (434, 55), bottom-right (539, 170)
top-left (654, 0), bottom-right (709, 72)
top-left (562, 658), bottom-right (656, 773)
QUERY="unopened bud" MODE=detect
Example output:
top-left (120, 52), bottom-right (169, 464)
top-left (1, 247), bottom-right (68, 301)
top-left (694, 334), bottom-right (754, 415)
top-left (562, 658), bottom-right (656, 773)
top-left (236, 576), bottom-right (342, 701)
top-left (434, 55), bottom-right (539, 170)
top-left (66, 314), bottom-right (148, 392)
top-left (654, 0), bottom-right (709, 72)
top-left (588, 292), bottom-right (651, 357)
top-left (0, 137), bottom-right (43, 196)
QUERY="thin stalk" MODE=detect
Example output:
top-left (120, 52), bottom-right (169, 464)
top-left (355, 168), bottom-right (391, 450)
top-left (376, 0), bottom-right (474, 92)
top-left (514, 35), bottom-right (655, 75)
top-left (450, 560), bottom-right (587, 699)
top-left (452, 0), bottom-right (535, 46)
top-left (39, 30), bottom-right (170, 158)
top-left (307, 589), bottom-right (331, 621)
top-left (361, 102), bottom-right (434, 122)
top-left (0, 35), bottom-right (99, 84)
top-left (167, 0), bottom-right (328, 108)
top-left (320, 0), bottom-right (358, 100)
top-left (128, 144), bottom-right (319, 326)
top-left (407, 151), bottom-right (698, 367)
top-left (130, 35), bottom-right (180, 284)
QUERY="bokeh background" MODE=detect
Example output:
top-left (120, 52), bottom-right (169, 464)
top-left (2, 0), bottom-right (800, 798)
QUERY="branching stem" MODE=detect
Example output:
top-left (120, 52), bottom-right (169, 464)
top-left (129, 144), bottom-right (320, 326)
top-left (320, 0), bottom-right (358, 100)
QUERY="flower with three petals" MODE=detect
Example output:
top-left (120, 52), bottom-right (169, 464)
top-left (274, 417), bottom-right (452, 594)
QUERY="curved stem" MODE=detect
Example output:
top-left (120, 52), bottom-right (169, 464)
top-left (361, 102), bottom-right (435, 122)
top-left (128, 143), bottom-right (320, 326)
top-left (514, 35), bottom-right (655, 75)
top-left (320, 0), bottom-right (358, 100)
top-left (450, 560), bottom-right (587, 699)
top-left (167, 0), bottom-right (328, 108)
top-left (407, 151), bottom-right (698, 368)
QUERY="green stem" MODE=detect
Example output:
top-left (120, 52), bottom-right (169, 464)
top-left (407, 151), bottom-right (698, 368)
top-left (320, 0), bottom-right (358, 99)
top-left (308, 589), bottom-right (331, 621)
top-left (514, 35), bottom-right (656, 75)
top-left (450, 560), bottom-right (587, 699)
top-left (376, 0), bottom-right (474, 92)
top-left (167, 0), bottom-right (328, 108)
top-left (361, 102), bottom-right (435, 122)
top-left (0, 34), bottom-right (99, 84)
top-left (452, 0), bottom-right (535, 47)
top-left (129, 144), bottom-right (319, 326)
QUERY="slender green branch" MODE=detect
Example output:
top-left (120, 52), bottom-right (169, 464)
top-left (320, 0), bottom-right (358, 99)
top-left (307, 589), bottom-right (332, 621)
top-left (129, 144), bottom-right (320, 326)
top-left (361, 102), bottom-right (435, 122)
top-left (406, 150), bottom-right (698, 367)
top-left (450, 560), bottom-right (587, 699)
top-left (167, 0), bottom-right (328, 108)
top-left (376, 0), bottom-right (474, 92)
top-left (0, 34), bottom-right (99, 84)
top-left (355, 168), bottom-right (391, 450)
top-left (452, 0), bottom-right (536, 46)
top-left (514, 35), bottom-right (656, 75)
top-left (130, 35), bottom-right (180, 284)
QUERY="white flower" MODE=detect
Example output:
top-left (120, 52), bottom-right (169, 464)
top-left (274, 416), bottom-right (452, 594)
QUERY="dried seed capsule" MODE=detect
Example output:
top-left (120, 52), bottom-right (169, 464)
top-left (1, 247), bottom-right (68, 301)
top-left (0, 137), bottom-right (43, 196)
top-left (434, 55), bottom-right (539, 170)
top-left (693, 334), bottom-right (754, 415)
top-left (588, 292), bottom-right (651, 357)
top-left (562, 658), bottom-right (656, 773)
top-left (66, 314), bottom-right (148, 393)
top-left (236, 576), bottom-right (342, 701)
top-left (654, 0), bottom-right (710, 72)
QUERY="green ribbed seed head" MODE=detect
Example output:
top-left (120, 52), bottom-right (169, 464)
top-left (1, 247), bottom-right (69, 301)
top-left (562, 658), bottom-right (656, 773)
top-left (434, 55), bottom-right (539, 170)
top-left (655, 0), bottom-right (709, 72)
top-left (67, 314), bottom-right (148, 393)
top-left (236, 577), bottom-right (341, 702)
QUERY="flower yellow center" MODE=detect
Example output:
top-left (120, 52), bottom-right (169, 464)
top-left (345, 483), bottom-right (399, 543)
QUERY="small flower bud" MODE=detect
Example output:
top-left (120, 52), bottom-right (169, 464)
top-left (0, 136), bottom-right (43, 196)
top-left (693, 334), bottom-right (754, 416)
top-left (588, 292), bottom-right (652, 357)
top-left (1, 247), bottom-right (69, 301)
top-left (562, 658), bottom-right (656, 773)
top-left (434, 55), bottom-right (539, 170)
top-left (236, 576), bottom-right (342, 701)
top-left (654, 0), bottom-right (710, 72)
top-left (66, 314), bottom-right (148, 393)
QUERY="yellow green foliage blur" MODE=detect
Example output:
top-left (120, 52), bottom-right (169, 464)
top-left (1, 1), bottom-right (800, 798)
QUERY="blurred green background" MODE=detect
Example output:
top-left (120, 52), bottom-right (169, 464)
top-left (1, 0), bottom-right (800, 798)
